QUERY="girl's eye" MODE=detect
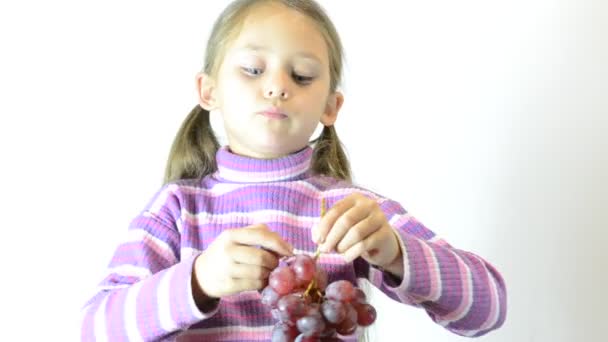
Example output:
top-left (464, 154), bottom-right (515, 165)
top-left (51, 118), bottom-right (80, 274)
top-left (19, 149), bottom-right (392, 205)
top-left (242, 66), bottom-right (263, 76)
top-left (241, 66), bottom-right (314, 85)
top-left (293, 73), bottom-right (314, 85)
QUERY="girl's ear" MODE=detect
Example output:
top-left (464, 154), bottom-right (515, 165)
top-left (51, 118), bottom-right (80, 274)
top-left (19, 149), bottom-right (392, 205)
top-left (320, 91), bottom-right (344, 126)
top-left (195, 72), bottom-right (218, 111)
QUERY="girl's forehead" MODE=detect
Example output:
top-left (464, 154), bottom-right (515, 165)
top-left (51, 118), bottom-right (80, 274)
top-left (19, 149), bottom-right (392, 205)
top-left (227, 3), bottom-right (329, 64)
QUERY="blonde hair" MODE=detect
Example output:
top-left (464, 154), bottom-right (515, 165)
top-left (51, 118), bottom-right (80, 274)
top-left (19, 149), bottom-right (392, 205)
top-left (163, 0), bottom-right (351, 184)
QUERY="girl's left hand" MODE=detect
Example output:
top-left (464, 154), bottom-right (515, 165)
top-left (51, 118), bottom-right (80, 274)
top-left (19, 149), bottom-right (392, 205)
top-left (312, 193), bottom-right (402, 270)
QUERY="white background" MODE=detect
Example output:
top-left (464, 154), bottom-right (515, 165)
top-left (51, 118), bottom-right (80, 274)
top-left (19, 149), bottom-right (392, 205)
top-left (0, 0), bottom-right (606, 341)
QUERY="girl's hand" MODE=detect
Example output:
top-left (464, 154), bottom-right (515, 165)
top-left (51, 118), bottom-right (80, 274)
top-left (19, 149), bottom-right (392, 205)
top-left (193, 224), bottom-right (293, 300)
top-left (312, 193), bottom-right (403, 271)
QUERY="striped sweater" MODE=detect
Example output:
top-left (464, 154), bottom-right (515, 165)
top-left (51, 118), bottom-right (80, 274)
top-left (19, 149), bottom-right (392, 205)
top-left (80, 146), bottom-right (506, 341)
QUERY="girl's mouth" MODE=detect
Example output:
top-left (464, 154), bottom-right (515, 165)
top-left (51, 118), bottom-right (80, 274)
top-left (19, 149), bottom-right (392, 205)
top-left (259, 107), bottom-right (288, 119)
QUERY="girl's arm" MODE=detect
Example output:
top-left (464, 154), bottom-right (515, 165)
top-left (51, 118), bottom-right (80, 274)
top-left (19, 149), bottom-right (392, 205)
top-left (356, 199), bottom-right (507, 337)
top-left (80, 186), bottom-right (218, 341)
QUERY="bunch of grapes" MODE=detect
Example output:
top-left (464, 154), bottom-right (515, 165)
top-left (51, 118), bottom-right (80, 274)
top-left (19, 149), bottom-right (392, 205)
top-left (261, 254), bottom-right (377, 342)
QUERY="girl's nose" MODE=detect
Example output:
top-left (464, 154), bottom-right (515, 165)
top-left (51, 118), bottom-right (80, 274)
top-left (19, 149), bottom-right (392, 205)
top-left (265, 89), bottom-right (289, 100)
top-left (264, 73), bottom-right (290, 100)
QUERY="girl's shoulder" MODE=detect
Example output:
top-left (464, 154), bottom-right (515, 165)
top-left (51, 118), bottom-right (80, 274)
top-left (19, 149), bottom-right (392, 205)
top-left (141, 177), bottom-right (212, 210)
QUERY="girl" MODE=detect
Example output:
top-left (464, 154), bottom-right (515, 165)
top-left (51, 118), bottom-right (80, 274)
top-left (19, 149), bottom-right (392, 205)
top-left (81, 0), bottom-right (506, 341)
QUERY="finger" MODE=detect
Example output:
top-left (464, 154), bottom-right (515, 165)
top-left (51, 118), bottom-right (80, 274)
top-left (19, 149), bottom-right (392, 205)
top-left (227, 277), bottom-right (266, 293)
top-left (341, 239), bottom-right (367, 263)
top-left (344, 227), bottom-right (396, 265)
top-left (335, 211), bottom-right (384, 253)
top-left (228, 262), bottom-right (271, 280)
top-left (229, 245), bottom-right (279, 269)
top-left (313, 196), bottom-right (355, 245)
top-left (228, 224), bottom-right (293, 256)
top-left (321, 205), bottom-right (369, 253)
top-left (341, 225), bottom-right (385, 263)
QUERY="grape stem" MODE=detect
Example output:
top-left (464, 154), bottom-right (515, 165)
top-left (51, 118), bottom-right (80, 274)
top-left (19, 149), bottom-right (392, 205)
top-left (304, 278), bottom-right (316, 297)
top-left (313, 246), bottom-right (322, 260)
top-left (303, 197), bottom-right (326, 299)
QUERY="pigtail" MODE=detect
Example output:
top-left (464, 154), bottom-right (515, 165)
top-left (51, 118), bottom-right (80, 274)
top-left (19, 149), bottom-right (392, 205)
top-left (163, 105), bottom-right (220, 184)
top-left (311, 125), bottom-right (351, 182)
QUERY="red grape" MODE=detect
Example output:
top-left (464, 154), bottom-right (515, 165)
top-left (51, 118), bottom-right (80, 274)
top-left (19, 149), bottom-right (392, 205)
top-left (293, 254), bottom-right (317, 286)
top-left (355, 303), bottom-right (377, 327)
top-left (353, 288), bottom-right (366, 305)
top-left (294, 334), bottom-right (319, 342)
top-left (325, 280), bottom-right (355, 302)
top-left (277, 294), bottom-right (307, 324)
top-left (307, 302), bottom-right (320, 313)
top-left (320, 325), bottom-right (337, 338)
top-left (296, 311), bottom-right (325, 337)
top-left (271, 322), bottom-right (299, 342)
top-left (314, 268), bottom-right (328, 290)
top-left (271, 308), bottom-right (282, 321)
top-left (321, 300), bottom-right (346, 324)
top-left (270, 266), bottom-right (297, 295)
top-left (335, 303), bottom-right (357, 335)
top-left (262, 286), bottom-right (281, 308)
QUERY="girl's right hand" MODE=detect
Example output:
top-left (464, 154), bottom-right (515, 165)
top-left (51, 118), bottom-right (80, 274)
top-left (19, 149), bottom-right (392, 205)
top-left (192, 224), bottom-right (293, 300)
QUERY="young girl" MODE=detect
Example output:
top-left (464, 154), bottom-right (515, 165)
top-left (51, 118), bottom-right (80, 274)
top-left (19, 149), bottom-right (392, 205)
top-left (81, 0), bottom-right (506, 341)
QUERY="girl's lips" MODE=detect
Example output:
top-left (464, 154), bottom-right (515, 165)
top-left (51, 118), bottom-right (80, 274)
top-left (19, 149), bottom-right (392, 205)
top-left (260, 112), bottom-right (288, 119)
top-left (259, 108), bottom-right (288, 119)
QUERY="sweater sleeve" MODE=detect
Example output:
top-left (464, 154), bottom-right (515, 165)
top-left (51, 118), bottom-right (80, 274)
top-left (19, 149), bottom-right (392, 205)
top-left (80, 185), bottom-right (219, 341)
top-left (356, 199), bottom-right (507, 337)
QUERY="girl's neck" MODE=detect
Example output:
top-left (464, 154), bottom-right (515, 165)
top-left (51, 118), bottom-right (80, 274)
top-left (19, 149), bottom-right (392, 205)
top-left (214, 145), bottom-right (314, 183)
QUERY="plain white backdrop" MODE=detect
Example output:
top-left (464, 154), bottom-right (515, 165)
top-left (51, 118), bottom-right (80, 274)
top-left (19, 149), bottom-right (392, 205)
top-left (0, 0), bottom-right (606, 341)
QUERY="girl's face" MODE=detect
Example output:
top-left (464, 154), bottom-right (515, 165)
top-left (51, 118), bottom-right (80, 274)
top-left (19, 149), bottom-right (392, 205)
top-left (197, 2), bottom-right (343, 159)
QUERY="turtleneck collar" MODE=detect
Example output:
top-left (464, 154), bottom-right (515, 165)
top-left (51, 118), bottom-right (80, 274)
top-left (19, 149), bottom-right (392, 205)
top-left (214, 146), bottom-right (314, 183)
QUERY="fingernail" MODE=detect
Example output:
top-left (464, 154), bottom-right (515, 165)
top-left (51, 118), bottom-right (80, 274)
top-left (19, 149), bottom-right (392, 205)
top-left (316, 234), bottom-right (325, 245)
top-left (320, 243), bottom-right (330, 253)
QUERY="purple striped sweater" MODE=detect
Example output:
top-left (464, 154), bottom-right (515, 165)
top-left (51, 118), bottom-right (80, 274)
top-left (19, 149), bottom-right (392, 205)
top-left (80, 146), bottom-right (506, 341)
